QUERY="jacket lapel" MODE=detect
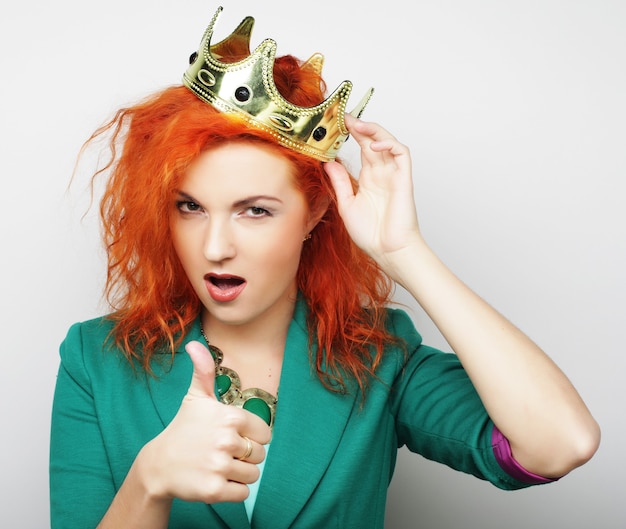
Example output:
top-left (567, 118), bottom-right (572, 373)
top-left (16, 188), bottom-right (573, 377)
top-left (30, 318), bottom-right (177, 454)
top-left (251, 299), bottom-right (359, 529)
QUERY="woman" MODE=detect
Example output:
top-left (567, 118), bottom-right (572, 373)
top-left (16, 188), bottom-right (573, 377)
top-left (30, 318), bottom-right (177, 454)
top-left (50, 7), bottom-right (600, 529)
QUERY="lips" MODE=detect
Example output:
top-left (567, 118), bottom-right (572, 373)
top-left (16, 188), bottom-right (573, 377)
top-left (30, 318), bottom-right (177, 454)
top-left (204, 273), bottom-right (246, 302)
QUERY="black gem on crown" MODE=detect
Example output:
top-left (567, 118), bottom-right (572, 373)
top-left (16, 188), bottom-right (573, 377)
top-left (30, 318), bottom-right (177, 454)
top-left (235, 86), bottom-right (251, 102)
top-left (189, 51), bottom-right (198, 65)
top-left (312, 127), bottom-right (327, 141)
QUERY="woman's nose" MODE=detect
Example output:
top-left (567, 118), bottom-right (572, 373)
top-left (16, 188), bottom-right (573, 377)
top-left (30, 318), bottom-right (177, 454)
top-left (203, 219), bottom-right (236, 262)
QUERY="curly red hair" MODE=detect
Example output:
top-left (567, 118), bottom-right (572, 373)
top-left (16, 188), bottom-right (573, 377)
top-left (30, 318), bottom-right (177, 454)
top-left (87, 55), bottom-right (396, 393)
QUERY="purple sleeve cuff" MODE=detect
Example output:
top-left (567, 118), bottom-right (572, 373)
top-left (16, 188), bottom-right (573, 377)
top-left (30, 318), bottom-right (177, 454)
top-left (491, 425), bottom-right (558, 484)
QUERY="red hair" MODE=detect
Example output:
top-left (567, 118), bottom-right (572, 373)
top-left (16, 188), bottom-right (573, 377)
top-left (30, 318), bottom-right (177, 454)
top-left (87, 55), bottom-right (396, 393)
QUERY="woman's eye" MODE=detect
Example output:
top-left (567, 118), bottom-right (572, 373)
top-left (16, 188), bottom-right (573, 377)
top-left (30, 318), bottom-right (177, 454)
top-left (247, 206), bottom-right (271, 217)
top-left (177, 200), bottom-right (202, 213)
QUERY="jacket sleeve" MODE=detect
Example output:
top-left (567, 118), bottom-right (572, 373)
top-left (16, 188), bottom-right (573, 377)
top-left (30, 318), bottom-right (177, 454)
top-left (387, 308), bottom-right (543, 491)
top-left (50, 321), bottom-right (116, 529)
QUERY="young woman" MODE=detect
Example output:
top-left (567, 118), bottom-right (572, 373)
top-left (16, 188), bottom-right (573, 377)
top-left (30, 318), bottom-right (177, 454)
top-left (50, 7), bottom-right (600, 529)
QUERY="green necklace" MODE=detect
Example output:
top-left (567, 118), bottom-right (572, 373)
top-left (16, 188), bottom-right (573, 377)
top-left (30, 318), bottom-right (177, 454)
top-left (200, 326), bottom-right (277, 430)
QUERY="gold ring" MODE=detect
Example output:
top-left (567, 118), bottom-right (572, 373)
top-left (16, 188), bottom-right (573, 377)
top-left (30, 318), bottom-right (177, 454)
top-left (238, 436), bottom-right (253, 461)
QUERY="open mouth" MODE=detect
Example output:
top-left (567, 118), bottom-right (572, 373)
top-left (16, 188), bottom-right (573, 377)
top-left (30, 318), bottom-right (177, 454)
top-left (205, 273), bottom-right (247, 302)
top-left (208, 275), bottom-right (245, 290)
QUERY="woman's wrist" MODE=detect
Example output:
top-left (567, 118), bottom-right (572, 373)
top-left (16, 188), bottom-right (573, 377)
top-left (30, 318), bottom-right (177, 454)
top-left (132, 441), bottom-right (174, 504)
top-left (95, 444), bottom-right (173, 529)
top-left (378, 232), bottom-right (433, 289)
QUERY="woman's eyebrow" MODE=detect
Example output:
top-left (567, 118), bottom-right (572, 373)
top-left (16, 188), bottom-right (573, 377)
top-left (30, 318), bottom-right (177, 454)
top-left (173, 190), bottom-right (197, 201)
top-left (175, 190), bottom-right (211, 210)
top-left (233, 195), bottom-right (284, 207)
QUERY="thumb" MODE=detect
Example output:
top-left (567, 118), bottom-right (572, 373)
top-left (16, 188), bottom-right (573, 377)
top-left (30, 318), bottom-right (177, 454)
top-left (185, 340), bottom-right (217, 399)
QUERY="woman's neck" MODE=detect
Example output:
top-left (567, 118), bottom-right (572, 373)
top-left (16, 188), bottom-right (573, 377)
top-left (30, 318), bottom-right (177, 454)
top-left (200, 307), bottom-right (291, 397)
top-left (200, 295), bottom-right (297, 360)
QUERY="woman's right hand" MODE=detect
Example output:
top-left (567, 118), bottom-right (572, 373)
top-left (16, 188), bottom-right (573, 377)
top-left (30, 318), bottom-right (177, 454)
top-left (135, 340), bottom-right (272, 504)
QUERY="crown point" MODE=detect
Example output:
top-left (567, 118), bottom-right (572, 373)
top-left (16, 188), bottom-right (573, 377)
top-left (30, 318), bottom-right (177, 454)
top-left (302, 53), bottom-right (325, 76)
top-left (350, 87), bottom-right (375, 119)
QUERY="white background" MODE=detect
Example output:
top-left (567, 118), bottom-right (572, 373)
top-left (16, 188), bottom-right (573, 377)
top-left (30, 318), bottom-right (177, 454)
top-left (1, 1), bottom-right (624, 527)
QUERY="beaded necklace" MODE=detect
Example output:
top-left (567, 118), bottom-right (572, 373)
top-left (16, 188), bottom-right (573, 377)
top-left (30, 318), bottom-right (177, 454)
top-left (200, 326), bottom-right (278, 429)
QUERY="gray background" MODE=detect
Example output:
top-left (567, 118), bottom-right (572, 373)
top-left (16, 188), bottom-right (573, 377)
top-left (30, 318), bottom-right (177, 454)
top-left (1, 1), bottom-right (624, 527)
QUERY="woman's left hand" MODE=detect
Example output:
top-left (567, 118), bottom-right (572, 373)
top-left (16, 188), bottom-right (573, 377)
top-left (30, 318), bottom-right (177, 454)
top-left (324, 114), bottom-right (421, 278)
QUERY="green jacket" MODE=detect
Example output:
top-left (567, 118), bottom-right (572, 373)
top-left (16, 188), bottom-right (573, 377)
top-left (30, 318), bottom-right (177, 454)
top-left (50, 298), bottom-right (532, 529)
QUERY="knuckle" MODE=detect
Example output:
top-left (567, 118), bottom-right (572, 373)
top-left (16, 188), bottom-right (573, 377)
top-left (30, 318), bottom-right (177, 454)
top-left (209, 452), bottom-right (233, 473)
top-left (222, 407), bottom-right (246, 429)
top-left (199, 476), bottom-right (227, 503)
top-left (214, 430), bottom-right (240, 453)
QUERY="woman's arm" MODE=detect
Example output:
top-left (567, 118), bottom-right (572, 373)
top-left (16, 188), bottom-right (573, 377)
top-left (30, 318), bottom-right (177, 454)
top-left (94, 463), bottom-right (172, 529)
top-left (325, 115), bottom-right (600, 478)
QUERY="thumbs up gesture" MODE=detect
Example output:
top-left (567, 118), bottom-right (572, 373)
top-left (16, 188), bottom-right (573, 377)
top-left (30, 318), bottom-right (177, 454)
top-left (135, 340), bottom-right (273, 505)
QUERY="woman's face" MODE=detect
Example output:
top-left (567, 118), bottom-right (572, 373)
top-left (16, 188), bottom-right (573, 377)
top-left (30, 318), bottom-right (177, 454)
top-left (171, 142), bottom-right (312, 330)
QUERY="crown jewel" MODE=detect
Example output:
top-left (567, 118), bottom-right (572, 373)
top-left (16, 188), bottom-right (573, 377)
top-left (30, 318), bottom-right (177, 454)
top-left (183, 6), bottom-right (373, 162)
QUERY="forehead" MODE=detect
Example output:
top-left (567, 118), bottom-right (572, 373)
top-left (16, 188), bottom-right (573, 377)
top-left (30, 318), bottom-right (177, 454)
top-left (181, 142), bottom-right (300, 199)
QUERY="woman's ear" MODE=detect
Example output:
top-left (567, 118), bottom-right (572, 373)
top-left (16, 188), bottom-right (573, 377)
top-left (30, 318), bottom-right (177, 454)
top-left (306, 195), bottom-right (330, 234)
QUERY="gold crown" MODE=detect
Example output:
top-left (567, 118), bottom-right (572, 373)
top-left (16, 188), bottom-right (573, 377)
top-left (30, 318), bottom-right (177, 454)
top-left (182, 6), bottom-right (373, 162)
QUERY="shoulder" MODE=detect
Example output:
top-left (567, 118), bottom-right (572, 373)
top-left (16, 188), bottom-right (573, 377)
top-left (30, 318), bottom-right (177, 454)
top-left (61, 315), bottom-right (116, 355)
top-left (382, 306), bottom-right (423, 349)
top-left (367, 306), bottom-right (425, 379)
top-left (58, 315), bottom-right (124, 384)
